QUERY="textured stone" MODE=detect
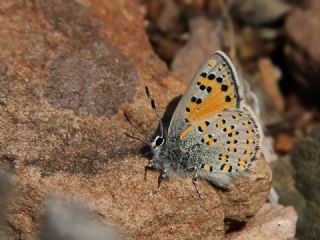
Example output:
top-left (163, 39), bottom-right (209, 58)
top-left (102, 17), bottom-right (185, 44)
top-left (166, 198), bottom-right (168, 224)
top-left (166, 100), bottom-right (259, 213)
top-left (39, 197), bottom-right (119, 240)
top-left (0, 0), bottom-right (273, 239)
top-left (227, 203), bottom-right (297, 240)
top-left (221, 155), bottom-right (272, 221)
top-left (41, 0), bottom-right (139, 117)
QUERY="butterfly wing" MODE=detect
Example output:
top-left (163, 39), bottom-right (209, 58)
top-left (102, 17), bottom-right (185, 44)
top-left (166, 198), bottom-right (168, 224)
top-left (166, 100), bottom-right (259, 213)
top-left (181, 107), bottom-right (262, 188)
top-left (166, 50), bottom-right (263, 188)
top-left (168, 51), bottom-right (241, 140)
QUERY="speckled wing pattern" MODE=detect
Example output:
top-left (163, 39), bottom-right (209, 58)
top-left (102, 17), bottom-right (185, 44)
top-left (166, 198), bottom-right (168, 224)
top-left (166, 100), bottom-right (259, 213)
top-left (168, 51), bottom-right (262, 188)
top-left (168, 51), bottom-right (240, 138)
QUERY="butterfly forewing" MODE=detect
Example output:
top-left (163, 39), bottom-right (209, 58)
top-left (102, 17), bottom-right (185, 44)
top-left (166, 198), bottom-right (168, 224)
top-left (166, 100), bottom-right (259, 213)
top-left (168, 51), bottom-right (241, 140)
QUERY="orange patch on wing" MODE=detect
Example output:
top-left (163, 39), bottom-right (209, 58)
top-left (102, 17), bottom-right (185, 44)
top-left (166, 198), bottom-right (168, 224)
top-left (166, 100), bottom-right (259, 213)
top-left (244, 149), bottom-right (252, 157)
top-left (227, 139), bottom-right (237, 144)
top-left (194, 84), bottom-right (235, 121)
top-left (185, 102), bottom-right (197, 122)
top-left (219, 153), bottom-right (229, 162)
top-left (221, 163), bottom-right (232, 172)
top-left (180, 124), bottom-right (194, 139)
top-left (208, 59), bottom-right (217, 67)
top-left (228, 147), bottom-right (237, 153)
top-left (179, 75), bottom-right (237, 140)
top-left (197, 75), bottom-right (211, 88)
top-left (202, 163), bottom-right (212, 172)
top-left (238, 159), bottom-right (247, 167)
top-left (218, 64), bottom-right (226, 71)
top-left (223, 71), bottom-right (230, 78)
top-left (203, 135), bottom-right (216, 145)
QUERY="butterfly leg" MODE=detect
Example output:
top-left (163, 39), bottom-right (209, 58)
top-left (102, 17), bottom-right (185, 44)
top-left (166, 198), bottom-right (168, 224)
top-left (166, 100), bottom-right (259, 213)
top-left (157, 170), bottom-right (167, 193)
top-left (192, 173), bottom-right (202, 198)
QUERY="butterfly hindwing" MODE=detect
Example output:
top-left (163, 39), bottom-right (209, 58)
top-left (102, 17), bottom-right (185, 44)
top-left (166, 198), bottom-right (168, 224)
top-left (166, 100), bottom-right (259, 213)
top-left (168, 51), bottom-right (241, 140)
top-left (180, 108), bottom-right (262, 188)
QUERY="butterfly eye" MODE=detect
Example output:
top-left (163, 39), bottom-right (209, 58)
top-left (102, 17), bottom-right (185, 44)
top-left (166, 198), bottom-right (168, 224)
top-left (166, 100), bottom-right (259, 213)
top-left (153, 136), bottom-right (165, 148)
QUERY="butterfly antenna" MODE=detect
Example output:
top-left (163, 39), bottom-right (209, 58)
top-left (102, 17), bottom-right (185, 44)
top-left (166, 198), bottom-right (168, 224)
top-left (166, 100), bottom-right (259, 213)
top-left (124, 113), bottom-right (149, 142)
top-left (124, 132), bottom-right (148, 145)
top-left (145, 86), bottom-right (164, 137)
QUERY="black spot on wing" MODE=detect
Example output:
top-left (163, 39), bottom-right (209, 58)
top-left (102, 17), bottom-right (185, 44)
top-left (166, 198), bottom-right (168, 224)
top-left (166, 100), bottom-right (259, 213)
top-left (221, 84), bottom-right (228, 91)
top-left (208, 74), bottom-right (215, 80)
top-left (200, 72), bottom-right (207, 78)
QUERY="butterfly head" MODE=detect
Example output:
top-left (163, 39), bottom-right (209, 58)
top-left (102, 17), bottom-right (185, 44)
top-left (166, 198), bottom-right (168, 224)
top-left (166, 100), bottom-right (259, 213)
top-left (148, 134), bottom-right (180, 175)
top-left (149, 135), bottom-right (166, 169)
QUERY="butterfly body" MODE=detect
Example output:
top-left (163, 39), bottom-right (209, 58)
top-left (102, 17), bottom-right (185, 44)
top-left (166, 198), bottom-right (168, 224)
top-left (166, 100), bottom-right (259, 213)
top-left (151, 135), bottom-right (204, 177)
top-left (147, 51), bottom-right (262, 191)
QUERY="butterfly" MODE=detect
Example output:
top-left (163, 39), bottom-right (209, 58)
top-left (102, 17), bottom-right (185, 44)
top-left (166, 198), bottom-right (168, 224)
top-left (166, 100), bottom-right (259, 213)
top-left (145, 50), bottom-right (263, 195)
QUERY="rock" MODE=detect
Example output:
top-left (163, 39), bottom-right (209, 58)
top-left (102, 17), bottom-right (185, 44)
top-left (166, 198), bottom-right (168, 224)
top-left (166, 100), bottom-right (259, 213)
top-left (258, 58), bottom-right (284, 113)
top-left (238, 66), bottom-right (283, 127)
top-left (171, 16), bottom-right (222, 84)
top-left (262, 136), bottom-right (278, 163)
top-left (291, 125), bottom-right (320, 239)
top-left (284, 0), bottom-right (311, 7)
top-left (285, 0), bottom-right (320, 104)
top-left (0, 171), bottom-right (11, 239)
top-left (142, 0), bottom-right (186, 63)
top-left (39, 197), bottom-right (119, 240)
top-left (230, 0), bottom-right (291, 25)
top-left (274, 133), bottom-right (298, 154)
top-left (0, 0), bottom-right (272, 239)
top-left (155, 0), bottom-right (180, 33)
top-left (246, 57), bottom-right (285, 127)
top-left (227, 203), bottom-right (297, 240)
top-left (220, 155), bottom-right (272, 221)
top-left (271, 156), bottom-right (306, 215)
top-left (284, 94), bottom-right (317, 134)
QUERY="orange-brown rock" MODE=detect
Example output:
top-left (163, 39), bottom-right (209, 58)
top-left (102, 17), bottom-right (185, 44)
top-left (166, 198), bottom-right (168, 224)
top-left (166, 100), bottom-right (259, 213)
top-left (258, 58), bottom-right (284, 113)
top-left (0, 0), bottom-right (273, 239)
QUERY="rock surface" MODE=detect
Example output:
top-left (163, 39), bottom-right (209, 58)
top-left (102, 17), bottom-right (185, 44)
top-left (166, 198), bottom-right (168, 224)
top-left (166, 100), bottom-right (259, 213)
top-left (171, 16), bottom-right (221, 84)
top-left (285, 0), bottom-right (320, 103)
top-left (271, 156), bottom-right (306, 217)
top-left (230, 0), bottom-right (291, 25)
top-left (258, 58), bottom-right (284, 113)
top-left (39, 197), bottom-right (119, 240)
top-left (291, 125), bottom-right (320, 239)
top-left (0, 0), bottom-right (273, 239)
top-left (254, 57), bottom-right (284, 126)
top-left (227, 203), bottom-right (297, 240)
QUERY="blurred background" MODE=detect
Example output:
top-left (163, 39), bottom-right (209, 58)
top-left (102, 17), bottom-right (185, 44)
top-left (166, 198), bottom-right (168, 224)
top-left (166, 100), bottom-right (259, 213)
top-left (140, 0), bottom-right (319, 239)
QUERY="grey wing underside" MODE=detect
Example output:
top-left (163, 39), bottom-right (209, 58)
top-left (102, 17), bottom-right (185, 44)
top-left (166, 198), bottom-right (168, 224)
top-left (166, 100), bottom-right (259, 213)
top-left (181, 108), bottom-right (263, 188)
